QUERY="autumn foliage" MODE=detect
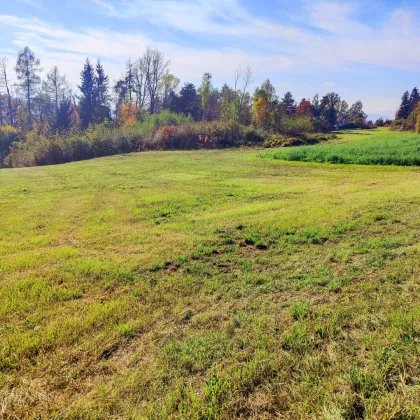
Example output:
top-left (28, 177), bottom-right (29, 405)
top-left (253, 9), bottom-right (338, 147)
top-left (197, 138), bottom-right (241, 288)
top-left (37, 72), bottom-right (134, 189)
top-left (117, 103), bottom-right (138, 126)
top-left (296, 99), bottom-right (313, 116)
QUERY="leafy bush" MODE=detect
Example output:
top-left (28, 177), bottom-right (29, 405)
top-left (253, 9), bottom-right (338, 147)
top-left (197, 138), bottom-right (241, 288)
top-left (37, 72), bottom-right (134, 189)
top-left (263, 133), bottom-right (336, 148)
top-left (154, 124), bottom-right (199, 150)
top-left (279, 116), bottom-right (314, 136)
top-left (138, 110), bottom-right (193, 138)
top-left (4, 117), bottom-right (265, 168)
top-left (0, 126), bottom-right (21, 166)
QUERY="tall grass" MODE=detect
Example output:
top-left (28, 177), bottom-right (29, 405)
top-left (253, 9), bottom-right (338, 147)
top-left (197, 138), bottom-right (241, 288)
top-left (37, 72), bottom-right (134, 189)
top-left (3, 113), bottom-right (265, 168)
top-left (261, 129), bottom-right (420, 166)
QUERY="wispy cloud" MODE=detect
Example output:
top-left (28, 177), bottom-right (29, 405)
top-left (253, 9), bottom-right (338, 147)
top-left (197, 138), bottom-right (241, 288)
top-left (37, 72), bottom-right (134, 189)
top-left (2, 0), bottom-right (420, 117)
top-left (16, 0), bottom-right (45, 10)
top-left (91, 0), bottom-right (420, 72)
top-left (0, 14), bottom-right (294, 87)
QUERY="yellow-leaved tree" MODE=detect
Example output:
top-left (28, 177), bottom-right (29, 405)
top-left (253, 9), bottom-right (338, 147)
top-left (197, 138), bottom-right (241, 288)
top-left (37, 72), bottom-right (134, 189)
top-left (117, 103), bottom-right (138, 127)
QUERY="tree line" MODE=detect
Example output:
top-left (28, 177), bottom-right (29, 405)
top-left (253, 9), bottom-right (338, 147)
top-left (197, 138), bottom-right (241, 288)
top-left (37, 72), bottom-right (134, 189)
top-left (0, 46), bottom-right (374, 135)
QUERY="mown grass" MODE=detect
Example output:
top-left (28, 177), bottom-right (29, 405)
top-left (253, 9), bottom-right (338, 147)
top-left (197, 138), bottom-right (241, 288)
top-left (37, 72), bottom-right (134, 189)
top-left (0, 145), bottom-right (419, 418)
top-left (261, 128), bottom-right (420, 166)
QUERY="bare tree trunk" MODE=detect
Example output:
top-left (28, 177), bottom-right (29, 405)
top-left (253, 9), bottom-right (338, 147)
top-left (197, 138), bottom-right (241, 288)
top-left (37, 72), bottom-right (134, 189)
top-left (26, 61), bottom-right (32, 127)
top-left (143, 48), bottom-right (170, 114)
top-left (0, 58), bottom-right (14, 126)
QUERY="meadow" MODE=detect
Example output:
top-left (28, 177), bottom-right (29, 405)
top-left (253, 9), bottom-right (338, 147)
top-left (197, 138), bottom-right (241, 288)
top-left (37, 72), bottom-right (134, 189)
top-left (0, 130), bottom-right (419, 418)
top-left (261, 128), bottom-right (420, 166)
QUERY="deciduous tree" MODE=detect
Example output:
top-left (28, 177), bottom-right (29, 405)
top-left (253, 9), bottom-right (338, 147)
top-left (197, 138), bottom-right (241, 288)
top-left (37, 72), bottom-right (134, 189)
top-left (143, 48), bottom-right (170, 114)
top-left (42, 66), bottom-right (69, 114)
top-left (0, 58), bottom-right (15, 126)
top-left (15, 47), bottom-right (42, 128)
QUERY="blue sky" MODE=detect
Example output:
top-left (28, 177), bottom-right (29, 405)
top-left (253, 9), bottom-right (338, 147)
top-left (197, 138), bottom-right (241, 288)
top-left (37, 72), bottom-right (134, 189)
top-left (2, 0), bottom-right (420, 119)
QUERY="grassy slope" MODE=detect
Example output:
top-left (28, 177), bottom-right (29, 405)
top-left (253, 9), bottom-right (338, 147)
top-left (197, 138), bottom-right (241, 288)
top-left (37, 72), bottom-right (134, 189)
top-left (262, 128), bottom-right (420, 165)
top-left (0, 133), bottom-right (419, 418)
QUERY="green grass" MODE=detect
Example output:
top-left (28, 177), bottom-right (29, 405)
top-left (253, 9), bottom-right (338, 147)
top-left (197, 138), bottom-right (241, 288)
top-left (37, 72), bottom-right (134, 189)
top-left (261, 128), bottom-right (420, 166)
top-left (0, 145), bottom-right (419, 418)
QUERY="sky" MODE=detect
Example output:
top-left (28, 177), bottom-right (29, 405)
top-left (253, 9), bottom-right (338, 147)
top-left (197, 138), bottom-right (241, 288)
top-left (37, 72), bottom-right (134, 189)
top-left (1, 0), bottom-right (420, 119)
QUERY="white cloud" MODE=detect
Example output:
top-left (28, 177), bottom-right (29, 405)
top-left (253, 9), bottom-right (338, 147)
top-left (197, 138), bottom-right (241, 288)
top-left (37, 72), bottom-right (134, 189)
top-left (16, 0), bottom-right (44, 10)
top-left (0, 14), bottom-right (294, 89)
top-left (3, 0), bottom-right (420, 115)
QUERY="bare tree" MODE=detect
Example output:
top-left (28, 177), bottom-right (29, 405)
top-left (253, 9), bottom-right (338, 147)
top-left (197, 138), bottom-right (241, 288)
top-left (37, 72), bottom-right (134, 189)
top-left (240, 66), bottom-right (253, 103)
top-left (133, 56), bottom-right (148, 110)
top-left (125, 58), bottom-right (134, 104)
top-left (15, 47), bottom-right (42, 127)
top-left (232, 65), bottom-right (253, 123)
top-left (0, 58), bottom-right (15, 126)
top-left (142, 47), bottom-right (170, 114)
top-left (42, 66), bottom-right (69, 114)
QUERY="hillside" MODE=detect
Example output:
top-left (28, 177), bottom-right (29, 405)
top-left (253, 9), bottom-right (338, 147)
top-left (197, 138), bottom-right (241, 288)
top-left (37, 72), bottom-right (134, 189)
top-left (0, 131), bottom-right (419, 418)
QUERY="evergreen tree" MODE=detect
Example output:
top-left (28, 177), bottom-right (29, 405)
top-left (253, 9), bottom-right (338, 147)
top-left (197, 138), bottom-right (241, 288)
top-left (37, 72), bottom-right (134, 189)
top-left (280, 92), bottom-right (297, 115)
top-left (396, 91), bottom-right (410, 119)
top-left (114, 78), bottom-right (128, 107)
top-left (177, 83), bottom-right (200, 120)
top-left (54, 98), bottom-right (73, 132)
top-left (167, 91), bottom-right (180, 113)
top-left (94, 60), bottom-right (111, 123)
top-left (312, 94), bottom-right (321, 118)
top-left (409, 87), bottom-right (420, 115)
top-left (78, 59), bottom-right (96, 129)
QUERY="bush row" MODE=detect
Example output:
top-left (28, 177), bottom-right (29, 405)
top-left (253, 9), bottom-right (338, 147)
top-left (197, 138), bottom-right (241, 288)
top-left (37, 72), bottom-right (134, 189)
top-left (4, 121), bottom-right (266, 168)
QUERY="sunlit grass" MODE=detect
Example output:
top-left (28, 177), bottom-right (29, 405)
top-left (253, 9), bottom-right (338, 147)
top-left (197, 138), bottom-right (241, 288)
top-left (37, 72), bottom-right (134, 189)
top-left (0, 145), bottom-right (419, 418)
top-left (261, 128), bottom-right (420, 166)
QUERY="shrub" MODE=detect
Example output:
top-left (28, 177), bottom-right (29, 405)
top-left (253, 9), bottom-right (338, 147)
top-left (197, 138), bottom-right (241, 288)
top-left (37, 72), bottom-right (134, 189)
top-left (0, 126), bottom-right (21, 166)
top-left (154, 124), bottom-right (199, 150)
top-left (3, 114), bottom-right (271, 168)
top-left (278, 116), bottom-right (314, 137)
top-left (263, 133), bottom-right (336, 148)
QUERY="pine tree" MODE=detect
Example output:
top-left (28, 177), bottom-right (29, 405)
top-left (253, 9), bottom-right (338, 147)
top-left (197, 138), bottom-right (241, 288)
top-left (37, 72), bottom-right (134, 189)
top-left (409, 87), bottom-right (420, 115)
top-left (178, 83), bottom-right (200, 120)
top-left (312, 94), bottom-right (321, 118)
top-left (396, 91), bottom-right (410, 119)
top-left (78, 59), bottom-right (96, 129)
top-left (54, 99), bottom-right (73, 132)
top-left (281, 92), bottom-right (297, 115)
top-left (94, 60), bottom-right (110, 123)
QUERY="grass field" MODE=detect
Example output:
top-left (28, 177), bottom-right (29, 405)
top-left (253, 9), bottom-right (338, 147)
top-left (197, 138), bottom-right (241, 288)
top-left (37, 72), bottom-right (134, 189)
top-left (261, 128), bottom-right (420, 166)
top-left (0, 131), bottom-right (419, 418)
